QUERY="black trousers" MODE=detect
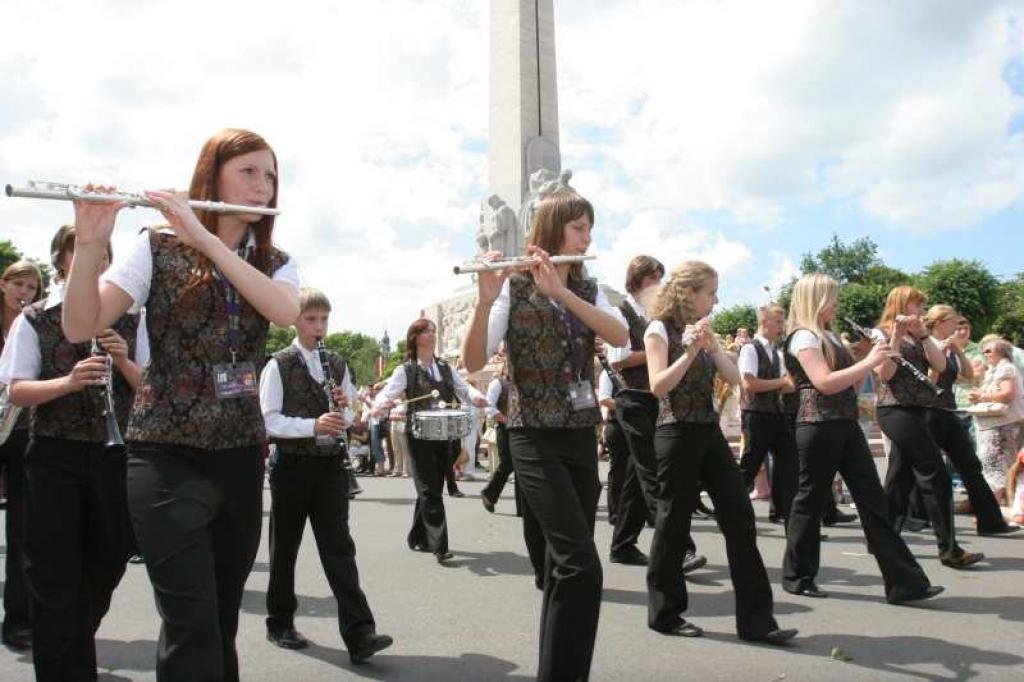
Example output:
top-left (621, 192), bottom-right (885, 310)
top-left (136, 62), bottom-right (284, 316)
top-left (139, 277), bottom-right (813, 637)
top-left (647, 422), bottom-right (777, 639)
top-left (739, 411), bottom-right (799, 520)
top-left (266, 453), bottom-right (375, 648)
top-left (482, 425), bottom-right (546, 583)
top-left (510, 427), bottom-right (602, 682)
top-left (23, 436), bottom-right (129, 682)
top-left (609, 392), bottom-right (666, 556)
top-left (877, 406), bottom-right (960, 558)
top-left (127, 443), bottom-right (263, 682)
top-left (0, 428), bottom-right (30, 636)
top-left (482, 424), bottom-right (514, 505)
top-left (924, 409), bottom-right (1006, 533)
top-left (407, 437), bottom-right (454, 554)
top-left (604, 417), bottom-right (628, 525)
top-left (783, 420), bottom-right (931, 600)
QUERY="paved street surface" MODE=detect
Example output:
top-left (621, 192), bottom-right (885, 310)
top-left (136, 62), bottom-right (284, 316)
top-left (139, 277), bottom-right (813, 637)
top-left (1, 462), bottom-right (1022, 681)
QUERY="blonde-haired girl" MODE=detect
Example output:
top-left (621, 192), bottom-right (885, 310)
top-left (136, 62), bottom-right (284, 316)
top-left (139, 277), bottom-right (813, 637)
top-left (782, 274), bottom-right (941, 604)
top-left (645, 260), bottom-right (795, 643)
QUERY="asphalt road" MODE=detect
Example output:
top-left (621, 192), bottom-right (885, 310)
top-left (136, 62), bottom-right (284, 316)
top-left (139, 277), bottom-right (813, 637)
top-left (1, 462), bottom-right (1022, 681)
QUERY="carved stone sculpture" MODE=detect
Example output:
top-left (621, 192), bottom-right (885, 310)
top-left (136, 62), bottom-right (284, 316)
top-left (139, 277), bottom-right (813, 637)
top-left (518, 168), bottom-right (574, 240)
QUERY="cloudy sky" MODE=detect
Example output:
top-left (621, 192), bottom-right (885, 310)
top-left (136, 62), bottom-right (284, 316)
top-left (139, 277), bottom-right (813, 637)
top-left (2, 0), bottom-right (1022, 337)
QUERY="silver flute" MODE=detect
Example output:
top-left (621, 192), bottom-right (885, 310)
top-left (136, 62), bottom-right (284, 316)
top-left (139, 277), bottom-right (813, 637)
top-left (453, 254), bottom-right (595, 275)
top-left (6, 181), bottom-right (280, 216)
top-left (842, 317), bottom-right (944, 396)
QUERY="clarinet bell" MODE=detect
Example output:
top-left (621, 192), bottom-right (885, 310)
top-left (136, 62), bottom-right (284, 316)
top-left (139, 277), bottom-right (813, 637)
top-left (105, 412), bottom-right (127, 456)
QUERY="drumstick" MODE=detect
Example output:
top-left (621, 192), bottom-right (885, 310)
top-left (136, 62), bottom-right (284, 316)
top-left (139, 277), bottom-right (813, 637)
top-left (398, 389), bottom-right (441, 406)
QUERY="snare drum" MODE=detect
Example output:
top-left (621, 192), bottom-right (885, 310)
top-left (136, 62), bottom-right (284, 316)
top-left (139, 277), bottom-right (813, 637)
top-left (412, 409), bottom-right (473, 441)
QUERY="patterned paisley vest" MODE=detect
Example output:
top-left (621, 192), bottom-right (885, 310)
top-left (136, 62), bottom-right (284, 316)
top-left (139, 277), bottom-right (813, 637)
top-left (128, 230), bottom-right (290, 450)
top-left (874, 330), bottom-right (937, 409)
top-left (784, 329), bottom-right (859, 423)
top-left (270, 345), bottom-right (349, 456)
top-left (504, 273), bottom-right (600, 430)
top-left (24, 301), bottom-right (139, 443)
top-left (743, 340), bottom-right (783, 414)
top-left (656, 319), bottom-right (719, 426)
top-left (932, 347), bottom-right (959, 411)
top-left (617, 300), bottom-right (651, 391)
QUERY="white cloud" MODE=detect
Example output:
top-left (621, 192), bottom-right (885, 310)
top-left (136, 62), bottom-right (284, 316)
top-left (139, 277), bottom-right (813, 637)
top-left (1, 0), bottom-right (1021, 339)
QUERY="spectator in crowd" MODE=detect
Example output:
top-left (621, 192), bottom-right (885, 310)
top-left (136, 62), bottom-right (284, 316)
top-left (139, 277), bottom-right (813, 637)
top-left (969, 335), bottom-right (1024, 506)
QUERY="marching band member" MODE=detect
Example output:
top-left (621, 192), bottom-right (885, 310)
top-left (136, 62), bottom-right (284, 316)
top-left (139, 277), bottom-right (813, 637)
top-left (782, 274), bottom-right (941, 603)
top-left (0, 259), bottom-right (43, 651)
top-left (462, 190), bottom-right (628, 682)
top-left (62, 128), bottom-right (301, 681)
top-left (481, 360), bottom-right (546, 588)
top-left (259, 287), bottom-right (392, 662)
top-left (607, 256), bottom-right (708, 574)
top-left (923, 305), bottom-right (1019, 535)
top-left (644, 261), bottom-right (794, 644)
top-left (737, 304), bottom-right (799, 524)
top-left (0, 225), bottom-right (144, 681)
top-left (873, 287), bottom-right (983, 568)
top-left (374, 318), bottom-right (488, 564)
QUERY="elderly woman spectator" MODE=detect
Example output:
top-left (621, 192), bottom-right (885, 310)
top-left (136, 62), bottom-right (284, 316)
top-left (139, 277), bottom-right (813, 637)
top-left (969, 335), bottom-right (1024, 505)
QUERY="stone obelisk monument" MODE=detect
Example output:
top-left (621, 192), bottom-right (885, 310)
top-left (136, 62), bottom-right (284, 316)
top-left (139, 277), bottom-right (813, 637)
top-left (489, 1), bottom-right (561, 214)
top-left (432, 0), bottom-right (576, 357)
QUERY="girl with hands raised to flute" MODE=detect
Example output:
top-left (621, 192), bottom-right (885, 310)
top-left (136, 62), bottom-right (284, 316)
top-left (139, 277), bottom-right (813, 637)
top-left (782, 274), bottom-right (942, 604)
top-left (871, 287), bottom-right (983, 569)
top-left (0, 225), bottom-right (146, 681)
top-left (62, 129), bottom-right (301, 682)
top-left (644, 261), bottom-right (795, 645)
top-left (462, 191), bottom-right (627, 682)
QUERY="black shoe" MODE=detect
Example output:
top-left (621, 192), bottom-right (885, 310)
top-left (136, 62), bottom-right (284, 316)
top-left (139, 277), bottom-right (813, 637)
top-left (767, 513), bottom-right (786, 525)
top-left (940, 550), bottom-right (985, 569)
top-left (128, 554), bottom-right (145, 564)
top-left (449, 489), bottom-right (465, 498)
top-left (609, 548), bottom-right (649, 566)
top-left (784, 581), bottom-right (828, 599)
top-left (408, 542), bottom-right (429, 552)
top-left (481, 494), bottom-right (495, 513)
top-left (267, 626), bottom-right (309, 650)
top-left (978, 523), bottom-right (1021, 536)
top-left (651, 618), bottom-right (703, 637)
top-left (902, 517), bottom-right (930, 532)
top-left (822, 510), bottom-right (858, 526)
top-left (435, 551), bottom-right (454, 564)
top-left (1, 627), bottom-right (32, 651)
top-left (746, 628), bottom-right (798, 646)
top-left (534, 574), bottom-right (544, 591)
top-left (681, 552), bottom-right (707, 574)
top-left (888, 585), bottom-right (945, 605)
top-left (349, 633), bottom-right (393, 664)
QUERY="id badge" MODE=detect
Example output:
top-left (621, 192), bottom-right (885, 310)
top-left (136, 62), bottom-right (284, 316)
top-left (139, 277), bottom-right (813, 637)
top-left (213, 362), bottom-right (258, 400)
top-left (568, 380), bottom-right (597, 411)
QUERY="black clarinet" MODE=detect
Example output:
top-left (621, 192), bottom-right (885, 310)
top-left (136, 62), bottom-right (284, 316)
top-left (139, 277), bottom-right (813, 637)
top-left (315, 339), bottom-right (364, 499)
top-left (842, 317), bottom-right (944, 397)
top-left (91, 338), bottom-right (126, 454)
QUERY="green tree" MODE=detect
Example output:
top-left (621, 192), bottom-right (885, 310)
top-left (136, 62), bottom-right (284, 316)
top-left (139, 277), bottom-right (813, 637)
top-left (0, 240), bottom-right (21, 274)
top-left (323, 331), bottom-right (387, 386)
top-left (799, 234), bottom-right (881, 284)
top-left (711, 304), bottom-right (757, 337)
top-left (264, 324), bottom-right (296, 356)
top-left (837, 282), bottom-right (889, 334)
top-left (992, 274), bottom-right (1024, 346)
top-left (917, 259), bottom-right (1000, 339)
